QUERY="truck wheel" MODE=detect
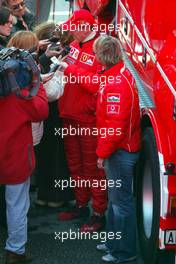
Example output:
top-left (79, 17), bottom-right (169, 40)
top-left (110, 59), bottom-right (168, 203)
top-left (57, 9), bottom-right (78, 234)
top-left (137, 127), bottom-right (160, 264)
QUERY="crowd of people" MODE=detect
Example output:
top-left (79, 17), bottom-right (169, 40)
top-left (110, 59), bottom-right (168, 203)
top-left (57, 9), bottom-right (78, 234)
top-left (0, 1), bottom-right (141, 264)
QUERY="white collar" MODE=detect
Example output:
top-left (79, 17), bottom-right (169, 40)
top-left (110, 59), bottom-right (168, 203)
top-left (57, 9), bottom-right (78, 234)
top-left (82, 31), bottom-right (96, 43)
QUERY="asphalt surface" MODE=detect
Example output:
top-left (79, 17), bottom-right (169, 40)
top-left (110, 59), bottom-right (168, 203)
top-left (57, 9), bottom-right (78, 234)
top-left (0, 191), bottom-right (175, 264)
top-left (0, 194), bottom-right (139, 264)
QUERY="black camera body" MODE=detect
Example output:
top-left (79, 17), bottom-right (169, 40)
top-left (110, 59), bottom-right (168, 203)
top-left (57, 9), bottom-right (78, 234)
top-left (49, 46), bottom-right (71, 73)
top-left (49, 43), bottom-right (61, 51)
top-left (49, 36), bottom-right (61, 51)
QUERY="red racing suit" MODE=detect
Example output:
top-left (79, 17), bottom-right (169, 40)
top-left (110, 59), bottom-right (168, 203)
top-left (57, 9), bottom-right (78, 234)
top-left (96, 62), bottom-right (141, 158)
top-left (0, 84), bottom-right (49, 184)
top-left (62, 61), bottom-right (141, 157)
top-left (59, 36), bottom-right (101, 122)
top-left (58, 35), bottom-right (107, 214)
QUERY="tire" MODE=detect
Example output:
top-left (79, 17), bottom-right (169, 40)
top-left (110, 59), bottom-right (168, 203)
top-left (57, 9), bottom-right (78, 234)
top-left (136, 127), bottom-right (160, 264)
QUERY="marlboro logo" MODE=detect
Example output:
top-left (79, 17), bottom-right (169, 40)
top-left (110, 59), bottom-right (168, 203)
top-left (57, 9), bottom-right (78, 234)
top-left (107, 93), bottom-right (120, 103)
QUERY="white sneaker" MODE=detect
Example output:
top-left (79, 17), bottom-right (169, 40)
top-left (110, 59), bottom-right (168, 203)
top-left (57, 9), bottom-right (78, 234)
top-left (102, 253), bottom-right (118, 262)
top-left (35, 199), bottom-right (47, 206)
top-left (47, 201), bottom-right (65, 208)
top-left (121, 256), bottom-right (137, 262)
top-left (102, 253), bottom-right (137, 263)
top-left (96, 244), bottom-right (109, 252)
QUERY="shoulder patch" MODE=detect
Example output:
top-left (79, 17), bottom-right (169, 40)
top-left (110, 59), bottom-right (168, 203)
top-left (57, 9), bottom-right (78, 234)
top-left (80, 52), bottom-right (95, 66)
top-left (107, 93), bottom-right (120, 103)
top-left (65, 57), bottom-right (75, 65)
top-left (107, 105), bottom-right (120, 115)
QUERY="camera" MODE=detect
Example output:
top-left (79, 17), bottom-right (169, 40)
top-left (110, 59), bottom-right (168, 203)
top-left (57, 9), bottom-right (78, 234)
top-left (49, 43), bottom-right (61, 51)
top-left (49, 36), bottom-right (60, 43)
top-left (49, 46), bottom-right (71, 73)
top-left (49, 36), bottom-right (61, 51)
top-left (59, 46), bottom-right (71, 57)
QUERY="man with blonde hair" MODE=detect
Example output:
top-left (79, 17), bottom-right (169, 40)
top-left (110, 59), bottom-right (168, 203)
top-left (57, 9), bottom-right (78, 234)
top-left (94, 36), bottom-right (140, 264)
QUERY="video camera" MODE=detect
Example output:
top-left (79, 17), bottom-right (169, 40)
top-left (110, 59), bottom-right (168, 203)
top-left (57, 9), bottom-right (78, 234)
top-left (0, 47), bottom-right (40, 99)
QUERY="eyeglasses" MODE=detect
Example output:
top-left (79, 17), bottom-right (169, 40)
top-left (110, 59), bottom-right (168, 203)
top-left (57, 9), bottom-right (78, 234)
top-left (11, 1), bottom-right (25, 11)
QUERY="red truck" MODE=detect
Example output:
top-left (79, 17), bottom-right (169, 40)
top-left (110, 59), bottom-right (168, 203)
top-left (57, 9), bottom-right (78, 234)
top-left (73, 0), bottom-right (176, 263)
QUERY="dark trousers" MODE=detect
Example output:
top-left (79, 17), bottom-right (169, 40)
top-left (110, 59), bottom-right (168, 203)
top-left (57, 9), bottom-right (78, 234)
top-left (0, 185), bottom-right (6, 228)
top-left (36, 102), bottom-right (74, 202)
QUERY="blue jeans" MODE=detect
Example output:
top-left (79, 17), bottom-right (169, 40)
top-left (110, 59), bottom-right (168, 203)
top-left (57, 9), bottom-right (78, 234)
top-left (105, 150), bottom-right (139, 260)
top-left (5, 178), bottom-right (30, 254)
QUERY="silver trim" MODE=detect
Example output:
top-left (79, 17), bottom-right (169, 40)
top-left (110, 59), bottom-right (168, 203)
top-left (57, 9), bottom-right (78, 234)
top-left (119, 0), bottom-right (176, 98)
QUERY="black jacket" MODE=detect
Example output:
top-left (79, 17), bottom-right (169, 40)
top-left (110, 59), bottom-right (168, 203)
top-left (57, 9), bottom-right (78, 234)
top-left (0, 36), bottom-right (8, 50)
top-left (11, 11), bottom-right (35, 35)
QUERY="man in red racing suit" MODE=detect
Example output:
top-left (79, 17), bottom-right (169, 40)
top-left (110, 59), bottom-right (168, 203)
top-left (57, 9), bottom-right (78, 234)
top-left (57, 9), bottom-right (107, 232)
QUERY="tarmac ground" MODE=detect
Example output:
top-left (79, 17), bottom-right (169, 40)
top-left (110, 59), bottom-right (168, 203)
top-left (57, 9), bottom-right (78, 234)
top-left (0, 191), bottom-right (175, 264)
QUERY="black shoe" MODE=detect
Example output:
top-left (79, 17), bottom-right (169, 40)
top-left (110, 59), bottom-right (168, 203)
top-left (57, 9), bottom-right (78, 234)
top-left (5, 251), bottom-right (32, 264)
top-left (80, 214), bottom-right (106, 232)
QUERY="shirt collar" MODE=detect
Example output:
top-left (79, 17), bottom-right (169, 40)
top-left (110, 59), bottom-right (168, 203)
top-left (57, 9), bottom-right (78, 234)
top-left (82, 31), bottom-right (97, 44)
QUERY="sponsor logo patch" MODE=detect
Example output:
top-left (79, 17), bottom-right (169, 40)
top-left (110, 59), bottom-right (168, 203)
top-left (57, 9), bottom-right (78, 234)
top-left (107, 93), bottom-right (120, 103)
top-left (80, 53), bottom-right (95, 66)
top-left (107, 105), bottom-right (120, 114)
top-left (65, 57), bottom-right (75, 65)
top-left (69, 47), bottom-right (80, 60)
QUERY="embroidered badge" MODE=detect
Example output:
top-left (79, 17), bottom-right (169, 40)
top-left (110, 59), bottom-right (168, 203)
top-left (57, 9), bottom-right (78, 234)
top-left (107, 93), bottom-right (120, 103)
top-left (69, 47), bottom-right (80, 60)
top-left (80, 52), bottom-right (95, 66)
top-left (107, 105), bottom-right (120, 114)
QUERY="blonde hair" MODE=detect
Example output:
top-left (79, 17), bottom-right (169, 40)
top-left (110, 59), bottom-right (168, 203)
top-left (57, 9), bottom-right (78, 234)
top-left (7, 31), bottom-right (39, 50)
top-left (93, 35), bottom-right (122, 66)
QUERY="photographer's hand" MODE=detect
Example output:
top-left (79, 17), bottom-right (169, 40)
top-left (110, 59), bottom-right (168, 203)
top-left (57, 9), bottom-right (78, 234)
top-left (41, 72), bottom-right (54, 84)
top-left (45, 44), bottom-right (61, 58)
top-left (39, 39), bottom-right (50, 50)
